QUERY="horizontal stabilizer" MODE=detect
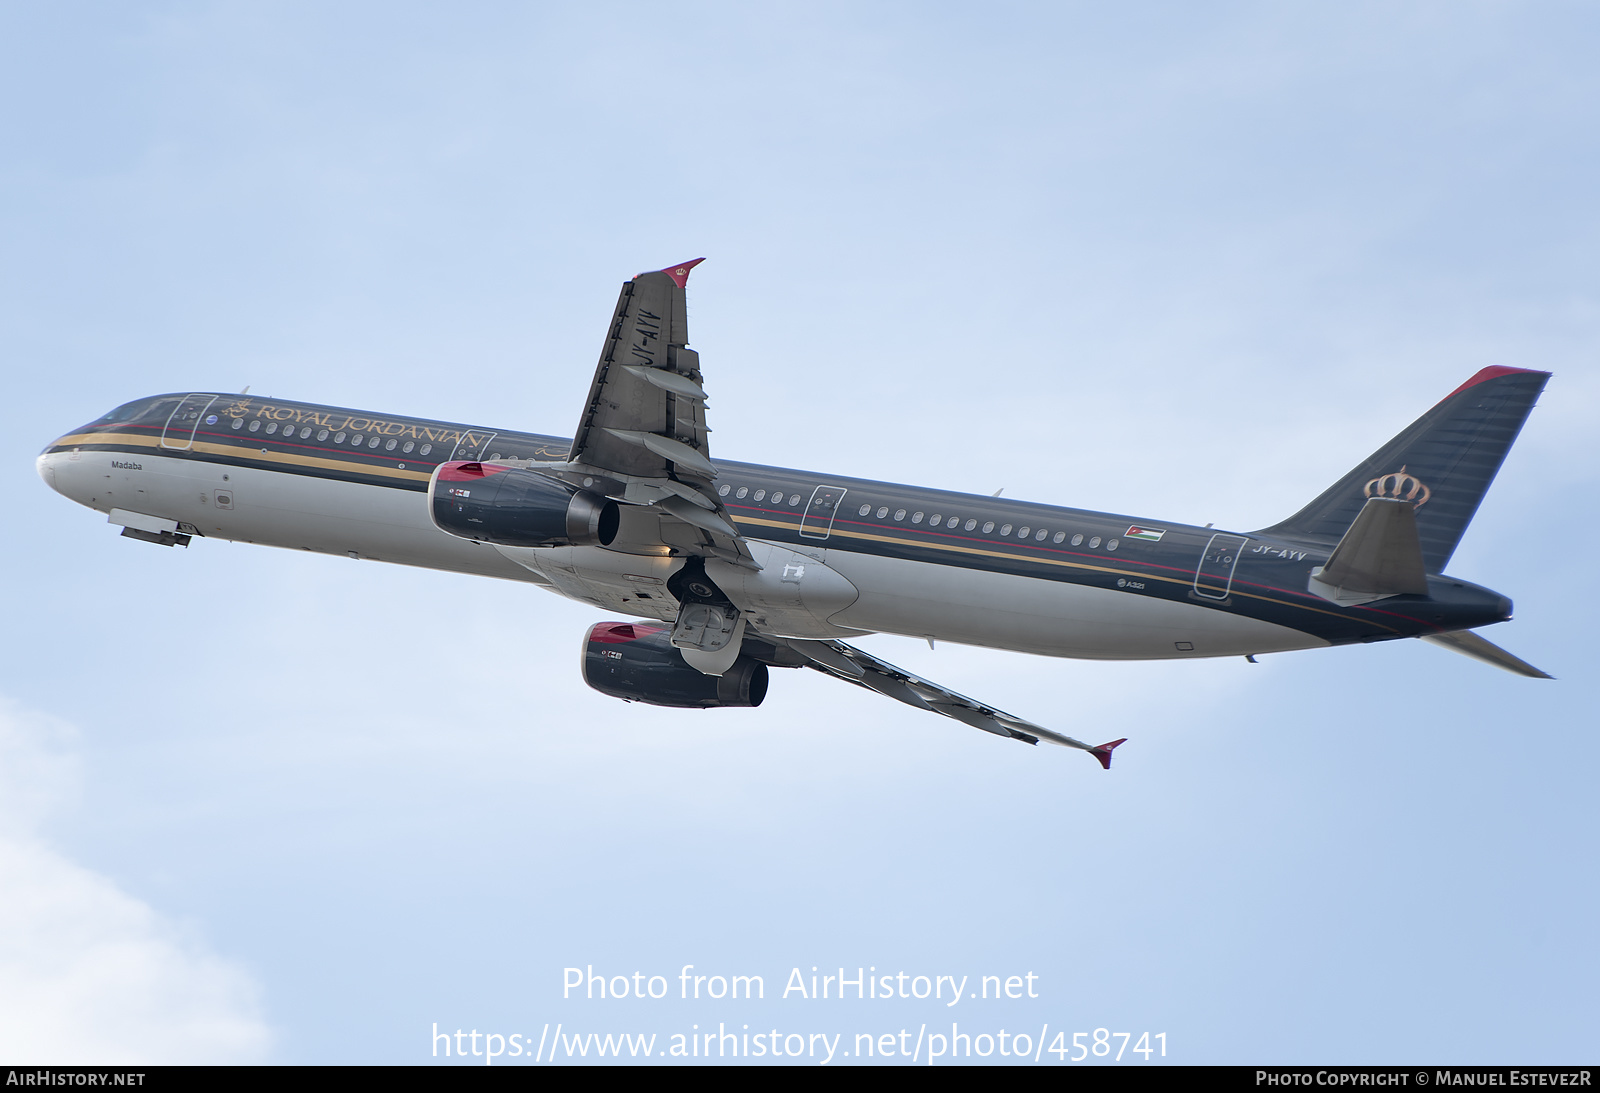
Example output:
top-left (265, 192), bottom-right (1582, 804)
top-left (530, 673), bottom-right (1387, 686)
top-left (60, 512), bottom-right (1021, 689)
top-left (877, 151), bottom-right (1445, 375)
top-left (1308, 497), bottom-right (1429, 606)
top-left (1422, 630), bottom-right (1553, 679)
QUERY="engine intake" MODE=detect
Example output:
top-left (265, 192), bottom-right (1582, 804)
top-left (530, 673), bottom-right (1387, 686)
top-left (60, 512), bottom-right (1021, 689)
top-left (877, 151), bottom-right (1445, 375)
top-left (582, 622), bottom-right (768, 708)
top-left (430, 461), bottom-right (619, 547)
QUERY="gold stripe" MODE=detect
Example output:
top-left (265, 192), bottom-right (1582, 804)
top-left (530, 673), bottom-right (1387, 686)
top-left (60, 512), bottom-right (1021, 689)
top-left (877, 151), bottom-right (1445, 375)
top-left (57, 433), bottom-right (1388, 634)
top-left (733, 514), bottom-right (1396, 633)
top-left (53, 431), bottom-right (433, 483)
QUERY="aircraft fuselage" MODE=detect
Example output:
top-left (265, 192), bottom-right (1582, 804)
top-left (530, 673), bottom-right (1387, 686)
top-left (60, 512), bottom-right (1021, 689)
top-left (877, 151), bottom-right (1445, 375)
top-left (37, 391), bottom-right (1513, 663)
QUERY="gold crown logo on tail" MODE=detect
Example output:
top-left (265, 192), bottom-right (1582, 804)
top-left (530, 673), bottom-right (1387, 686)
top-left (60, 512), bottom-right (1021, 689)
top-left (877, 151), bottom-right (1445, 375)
top-left (1364, 465), bottom-right (1432, 507)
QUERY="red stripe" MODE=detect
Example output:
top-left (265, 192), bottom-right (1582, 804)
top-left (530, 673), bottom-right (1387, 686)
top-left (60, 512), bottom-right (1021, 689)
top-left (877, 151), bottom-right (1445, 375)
top-left (190, 427), bottom-right (439, 467)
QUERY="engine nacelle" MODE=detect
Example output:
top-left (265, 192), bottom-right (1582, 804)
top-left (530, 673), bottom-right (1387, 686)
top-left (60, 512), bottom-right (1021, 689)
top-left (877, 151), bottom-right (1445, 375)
top-left (430, 461), bottom-right (619, 547)
top-left (582, 622), bottom-right (768, 708)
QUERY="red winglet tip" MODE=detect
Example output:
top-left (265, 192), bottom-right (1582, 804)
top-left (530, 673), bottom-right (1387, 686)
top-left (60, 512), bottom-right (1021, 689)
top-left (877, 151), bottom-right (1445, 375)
top-left (1089, 738), bottom-right (1128, 770)
top-left (660, 258), bottom-right (706, 287)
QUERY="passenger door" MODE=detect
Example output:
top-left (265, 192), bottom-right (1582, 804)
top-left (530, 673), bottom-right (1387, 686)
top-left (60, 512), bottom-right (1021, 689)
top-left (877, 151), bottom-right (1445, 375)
top-left (1193, 533), bottom-right (1250, 600)
top-left (799, 486), bottom-right (849, 540)
top-left (160, 395), bottom-right (219, 450)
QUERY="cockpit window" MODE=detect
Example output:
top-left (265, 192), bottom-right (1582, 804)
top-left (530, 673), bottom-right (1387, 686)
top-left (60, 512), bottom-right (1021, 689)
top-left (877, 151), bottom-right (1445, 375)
top-left (96, 397), bottom-right (165, 425)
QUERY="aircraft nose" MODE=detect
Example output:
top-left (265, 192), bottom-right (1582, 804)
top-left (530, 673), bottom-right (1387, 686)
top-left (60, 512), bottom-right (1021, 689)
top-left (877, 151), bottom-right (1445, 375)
top-left (36, 451), bottom-right (59, 491)
top-left (36, 438), bottom-right (77, 497)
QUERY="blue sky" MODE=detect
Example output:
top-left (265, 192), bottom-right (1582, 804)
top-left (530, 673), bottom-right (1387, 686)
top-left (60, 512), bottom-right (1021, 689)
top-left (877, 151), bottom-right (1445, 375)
top-left (1, 2), bottom-right (1595, 1065)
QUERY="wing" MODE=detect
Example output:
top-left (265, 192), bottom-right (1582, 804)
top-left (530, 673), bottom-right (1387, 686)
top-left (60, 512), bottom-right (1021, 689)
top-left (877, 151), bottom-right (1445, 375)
top-left (570, 259), bottom-right (711, 478)
top-left (553, 260), bottom-right (757, 570)
top-left (769, 636), bottom-right (1127, 768)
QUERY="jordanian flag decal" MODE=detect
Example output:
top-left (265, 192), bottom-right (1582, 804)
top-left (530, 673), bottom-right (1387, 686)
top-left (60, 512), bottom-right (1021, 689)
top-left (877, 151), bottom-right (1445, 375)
top-left (1125, 525), bottom-right (1165, 542)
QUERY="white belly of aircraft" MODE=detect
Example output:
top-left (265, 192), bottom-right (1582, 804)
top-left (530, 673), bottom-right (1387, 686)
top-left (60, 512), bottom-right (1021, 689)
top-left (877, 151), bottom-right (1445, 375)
top-left (45, 450), bottom-right (1324, 662)
top-left (819, 550), bottom-right (1325, 660)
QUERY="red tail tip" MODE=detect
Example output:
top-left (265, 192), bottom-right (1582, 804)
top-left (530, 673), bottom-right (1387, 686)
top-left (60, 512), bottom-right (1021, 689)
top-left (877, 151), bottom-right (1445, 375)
top-left (1438, 365), bottom-right (1550, 404)
top-left (1089, 738), bottom-right (1128, 770)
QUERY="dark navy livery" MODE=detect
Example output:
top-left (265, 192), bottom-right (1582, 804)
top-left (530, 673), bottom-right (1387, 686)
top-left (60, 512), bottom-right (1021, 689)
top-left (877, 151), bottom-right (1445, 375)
top-left (37, 261), bottom-right (1551, 766)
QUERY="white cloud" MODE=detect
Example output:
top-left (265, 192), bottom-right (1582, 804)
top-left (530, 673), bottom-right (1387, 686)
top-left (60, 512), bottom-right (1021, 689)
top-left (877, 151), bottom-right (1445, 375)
top-left (0, 703), bottom-right (271, 1064)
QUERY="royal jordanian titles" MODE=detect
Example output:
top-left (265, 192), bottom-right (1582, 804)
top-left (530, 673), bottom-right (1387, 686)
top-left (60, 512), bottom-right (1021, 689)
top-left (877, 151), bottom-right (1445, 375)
top-left (36, 260), bottom-right (1552, 767)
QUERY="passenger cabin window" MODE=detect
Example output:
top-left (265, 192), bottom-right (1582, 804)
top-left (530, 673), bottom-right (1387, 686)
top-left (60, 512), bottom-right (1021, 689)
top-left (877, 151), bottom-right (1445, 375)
top-left (1000, 524), bottom-right (1012, 536)
top-left (404, 441), bottom-right (415, 454)
top-left (964, 519), bottom-right (977, 531)
top-left (1017, 526), bottom-right (1030, 538)
top-left (877, 507), bottom-right (888, 518)
top-left (982, 521), bottom-right (994, 533)
top-left (1035, 529), bottom-right (1048, 541)
top-left (912, 512), bottom-right (924, 524)
top-left (1107, 538), bottom-right (1119, 550)
top-left (754, 490), bottom-right (766, 502)
top-left (930, 514), bottom-right (942, 526)
top-left (858, 504), bottom-right (871, 516)
top-left (231, 418), bottom-right (243, 431)
top-left (387, 439), bottom-right (399, 451)
top-left (789, 495), bottom-right (801, 507)
top-left (1071, 534), bottom-right (1084, 546)
top-left (420, 444), bottom-right (432, 456)
top-left (351, 434), bottom-right (364, 446)
top-left (1089, 536), bottom-right (1101, 548)
top-left (334, 432), bottom-right (346, 443)
top-left (736, 486), bottom-right (748, 499)
top-left (318, 429), bottom-right (329, 441)
top-left (248, 420), bottom-right (261, 432)
top-left (719, 485), bottom-right (732, 496)
top-left (894, 509), bottom-right (906, 521)
top-left (368, 437), bottom-right (381, 448)
top-left (300, 426), bottom-right (312, 439)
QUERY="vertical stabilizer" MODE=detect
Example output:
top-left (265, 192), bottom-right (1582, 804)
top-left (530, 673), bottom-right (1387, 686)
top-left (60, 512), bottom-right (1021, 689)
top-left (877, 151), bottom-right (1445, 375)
top-left (1255, 367), bottom-right (1549, 571)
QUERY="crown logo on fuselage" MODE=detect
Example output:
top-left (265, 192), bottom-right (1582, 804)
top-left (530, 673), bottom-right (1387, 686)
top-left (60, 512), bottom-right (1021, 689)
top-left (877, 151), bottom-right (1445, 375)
top-left (1364, 465), bottom-right (1431, 507)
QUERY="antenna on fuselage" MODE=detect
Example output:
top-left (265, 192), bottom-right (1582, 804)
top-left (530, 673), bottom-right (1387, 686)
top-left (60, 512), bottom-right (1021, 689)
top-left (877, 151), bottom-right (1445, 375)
top-left (240, 385), bottom-right (251, 395)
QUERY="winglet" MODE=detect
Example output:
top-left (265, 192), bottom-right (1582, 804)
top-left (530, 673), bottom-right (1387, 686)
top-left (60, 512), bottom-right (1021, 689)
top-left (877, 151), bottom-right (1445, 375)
top-left (658, 258), bottom-right (706, 288)
top-left (1088, 738), bottom-right (1128, 770)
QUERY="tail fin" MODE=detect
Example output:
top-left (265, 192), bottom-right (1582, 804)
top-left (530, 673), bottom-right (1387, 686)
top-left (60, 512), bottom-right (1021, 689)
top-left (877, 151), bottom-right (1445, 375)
top-left (1255, 367), bottom-right (1550, 572)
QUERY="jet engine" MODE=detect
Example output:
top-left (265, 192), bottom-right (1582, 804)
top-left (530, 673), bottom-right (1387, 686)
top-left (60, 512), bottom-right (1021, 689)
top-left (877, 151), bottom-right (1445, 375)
top-left (581, 621), bottom-right (768, 708)
top-left (429, 461), bottom-right (619, 547)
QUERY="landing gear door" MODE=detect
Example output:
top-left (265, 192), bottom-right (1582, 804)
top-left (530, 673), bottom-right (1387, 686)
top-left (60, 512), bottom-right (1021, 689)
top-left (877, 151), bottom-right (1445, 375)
top-left (1194, 533), bottom-right (1250, 600)
top-left (160, 395), bottom-right (219, 451)
top-left (799, 486), bottom-right (848, 540)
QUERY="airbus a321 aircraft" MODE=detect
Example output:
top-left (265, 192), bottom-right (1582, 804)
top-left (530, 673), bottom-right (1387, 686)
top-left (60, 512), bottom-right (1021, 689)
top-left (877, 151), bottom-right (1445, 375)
top-left (36, 260), bottom-right (1551, 768)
